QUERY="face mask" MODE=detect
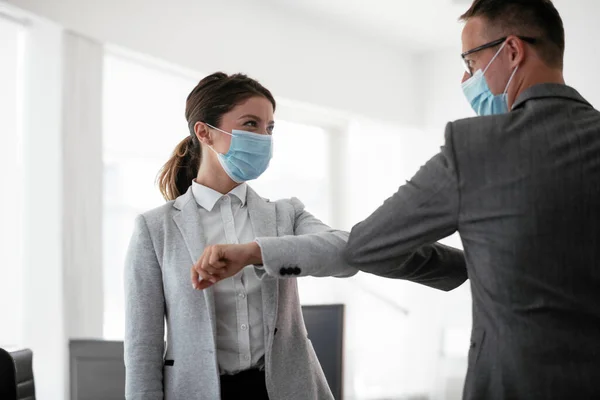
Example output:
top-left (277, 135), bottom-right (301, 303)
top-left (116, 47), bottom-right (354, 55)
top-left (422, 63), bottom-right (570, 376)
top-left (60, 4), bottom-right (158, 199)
top-left (461, 41), bottom-right (519, 116)
top-left (205, 123), bottom-right (273, 183)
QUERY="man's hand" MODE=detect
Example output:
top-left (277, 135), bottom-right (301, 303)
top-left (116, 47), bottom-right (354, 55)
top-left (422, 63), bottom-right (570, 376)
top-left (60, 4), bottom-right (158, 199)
top-left (191, 242), bottom-right (263, 290)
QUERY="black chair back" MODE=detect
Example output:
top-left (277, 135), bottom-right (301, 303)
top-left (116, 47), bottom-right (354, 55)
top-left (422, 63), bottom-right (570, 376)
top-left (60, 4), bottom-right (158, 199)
top-left (10, 349), bottom-right (35, 400)
top-left (0, 347), bottom-right (17, 400)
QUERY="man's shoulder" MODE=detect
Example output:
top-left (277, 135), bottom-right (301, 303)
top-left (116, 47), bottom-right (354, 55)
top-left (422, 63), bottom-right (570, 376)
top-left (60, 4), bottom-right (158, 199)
top-left (450, 112), bottom-right (512, 134)
top-left (446, 112), bottom-right (518, 150)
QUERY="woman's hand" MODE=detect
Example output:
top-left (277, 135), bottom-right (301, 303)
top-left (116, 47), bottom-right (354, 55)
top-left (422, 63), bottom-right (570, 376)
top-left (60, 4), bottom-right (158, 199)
top-left (191, 242), bottom-right (263, 290)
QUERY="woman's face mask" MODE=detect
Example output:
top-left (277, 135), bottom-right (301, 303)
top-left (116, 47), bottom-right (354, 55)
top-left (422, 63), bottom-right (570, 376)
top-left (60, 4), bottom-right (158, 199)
top-left (206, 124), bottom-right (273, 183)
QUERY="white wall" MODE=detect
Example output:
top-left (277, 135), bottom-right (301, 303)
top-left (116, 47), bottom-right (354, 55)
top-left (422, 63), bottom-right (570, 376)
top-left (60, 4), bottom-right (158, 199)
top-left (0, 5), bottom-right (107, 399)
top-left (0, 15), bottom-right (25, 348)
top-left (5, 0), bottom-right (420, 127)
top-left (20, 11), bottom-right (68, 400)
top-left (557, 0), bottom-right (600, 108)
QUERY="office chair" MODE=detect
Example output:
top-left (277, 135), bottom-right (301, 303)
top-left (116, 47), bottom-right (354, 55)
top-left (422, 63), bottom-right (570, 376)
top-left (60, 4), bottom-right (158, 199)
top-left (10, 349), bottom-right (35, 400)
top-left (0, 348), bottom-right (36, 400)
top-left (0, 347), bottom-right (17, 400)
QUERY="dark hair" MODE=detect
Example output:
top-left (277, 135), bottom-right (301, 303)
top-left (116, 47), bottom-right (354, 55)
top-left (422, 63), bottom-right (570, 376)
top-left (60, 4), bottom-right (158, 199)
top-left (157, 72), bottom-right (276, 201)
top-left (460, 0), bottom-right (565, 68)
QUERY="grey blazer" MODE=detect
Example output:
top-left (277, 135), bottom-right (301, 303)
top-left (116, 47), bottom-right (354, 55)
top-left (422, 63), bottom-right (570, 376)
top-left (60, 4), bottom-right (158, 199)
top-left (344, 84), bottom-right (600, 400)
top-left (124, 186), bottom-right (356, 400)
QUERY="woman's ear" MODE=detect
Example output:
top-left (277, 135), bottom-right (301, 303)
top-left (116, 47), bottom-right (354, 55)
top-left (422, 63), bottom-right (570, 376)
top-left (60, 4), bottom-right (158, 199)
top-left (194, 122), bottom-right (211, 145)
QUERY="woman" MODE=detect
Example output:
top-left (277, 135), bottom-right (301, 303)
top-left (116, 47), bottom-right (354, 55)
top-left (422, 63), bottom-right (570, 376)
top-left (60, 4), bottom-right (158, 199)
top-left (124, 72), bottom-right (356, 400)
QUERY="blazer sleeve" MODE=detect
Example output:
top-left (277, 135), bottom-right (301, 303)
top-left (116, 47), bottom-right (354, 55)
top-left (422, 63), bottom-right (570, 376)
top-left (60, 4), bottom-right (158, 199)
top-left (343, 123), bottom-right (467, 291)
top-left (124, 215), bottom-right (165, 400)
top-left (255, 198), bottom-right (358, 279)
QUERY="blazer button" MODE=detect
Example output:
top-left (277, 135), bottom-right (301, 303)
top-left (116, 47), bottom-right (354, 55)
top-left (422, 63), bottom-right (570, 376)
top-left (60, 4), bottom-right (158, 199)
top-left (293, 267), bottom-right (301, 275)
top-left (279, 267), bottom-right (287, 276)
top-left (274, 328), bottom-right (278, 336)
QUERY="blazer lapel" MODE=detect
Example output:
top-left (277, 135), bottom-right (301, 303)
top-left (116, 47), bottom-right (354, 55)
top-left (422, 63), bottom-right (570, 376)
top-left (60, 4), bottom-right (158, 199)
top-left (172, 187), bottom-right (217, 337)
top-left (246, 186), bottom-right (277, 239)
top-left (246, 187), bottom-right (280, 335)
top-left (173, 187), bottom-right (206, 264)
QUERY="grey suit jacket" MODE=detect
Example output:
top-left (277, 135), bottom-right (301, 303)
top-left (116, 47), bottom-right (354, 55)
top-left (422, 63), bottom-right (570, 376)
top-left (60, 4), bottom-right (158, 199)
top-left (124, 186), bottom-right (356, 400)
top-left (344, 84), bottom-right (600, 400)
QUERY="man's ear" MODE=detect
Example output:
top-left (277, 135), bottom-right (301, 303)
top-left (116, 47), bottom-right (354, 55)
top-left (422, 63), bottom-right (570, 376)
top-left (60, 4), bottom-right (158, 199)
top-left (506, 35), bottom-right (525, 67)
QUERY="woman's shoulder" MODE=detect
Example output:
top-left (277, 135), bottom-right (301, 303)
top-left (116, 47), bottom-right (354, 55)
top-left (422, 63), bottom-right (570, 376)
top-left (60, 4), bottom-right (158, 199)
top-left (138, 200), bottom-right (177, 227)
top-left (272, 196), bottom-right (305, 211)
top-left (247, 186), bottom-right (305, 211)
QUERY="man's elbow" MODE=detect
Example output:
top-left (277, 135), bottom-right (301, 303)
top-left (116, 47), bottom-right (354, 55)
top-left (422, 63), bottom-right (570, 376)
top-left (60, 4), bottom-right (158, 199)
top-left (342, 234), bottom-right (374, 272)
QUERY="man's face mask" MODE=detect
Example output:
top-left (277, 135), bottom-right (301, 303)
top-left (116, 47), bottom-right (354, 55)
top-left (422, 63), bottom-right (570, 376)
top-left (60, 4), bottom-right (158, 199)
top-left (461, 41), bottom-right (519, 116)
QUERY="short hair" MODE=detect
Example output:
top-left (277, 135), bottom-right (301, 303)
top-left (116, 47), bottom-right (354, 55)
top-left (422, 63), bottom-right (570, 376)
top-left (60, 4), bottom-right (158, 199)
top-left (460, 0), bottom-right (565, 68)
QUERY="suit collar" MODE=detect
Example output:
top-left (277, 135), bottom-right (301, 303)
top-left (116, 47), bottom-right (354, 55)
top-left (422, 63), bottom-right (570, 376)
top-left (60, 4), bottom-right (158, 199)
top-left (173, 185), bottom-right (195, 211)
top-left (512, 83), bottom-right (591, 110)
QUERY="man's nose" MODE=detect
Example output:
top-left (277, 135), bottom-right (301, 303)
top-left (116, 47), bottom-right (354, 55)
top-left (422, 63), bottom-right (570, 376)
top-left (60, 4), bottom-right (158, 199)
top-left (461, 71), bottom-right (470, 84)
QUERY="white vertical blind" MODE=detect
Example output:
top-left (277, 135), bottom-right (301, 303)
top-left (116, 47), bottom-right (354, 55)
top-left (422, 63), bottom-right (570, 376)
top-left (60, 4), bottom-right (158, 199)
top-left (0, 17), bottom-right (25, 347)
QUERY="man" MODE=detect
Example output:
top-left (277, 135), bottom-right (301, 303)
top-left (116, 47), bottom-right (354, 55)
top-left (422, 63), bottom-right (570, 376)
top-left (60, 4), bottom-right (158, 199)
top-left (344, 0), bottom-right (600, 399)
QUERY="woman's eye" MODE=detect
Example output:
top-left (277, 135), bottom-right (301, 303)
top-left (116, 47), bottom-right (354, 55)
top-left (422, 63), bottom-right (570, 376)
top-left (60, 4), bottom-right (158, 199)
top-left (244, 120), bottom-right (258, 128)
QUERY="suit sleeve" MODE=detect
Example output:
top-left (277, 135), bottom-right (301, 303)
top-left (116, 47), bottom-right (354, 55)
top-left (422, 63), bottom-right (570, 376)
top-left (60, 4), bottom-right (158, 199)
top-left (343, 123), bottom-right (467, 291)
top-left (124, 215), bottom-right (165, 400)
top-left (255, 198), bottom-right (358, 279)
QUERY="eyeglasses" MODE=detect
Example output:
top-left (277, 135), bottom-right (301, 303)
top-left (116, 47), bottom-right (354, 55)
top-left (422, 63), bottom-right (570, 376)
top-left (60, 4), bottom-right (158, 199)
top-left (461, 36), bottom-right (537, 76)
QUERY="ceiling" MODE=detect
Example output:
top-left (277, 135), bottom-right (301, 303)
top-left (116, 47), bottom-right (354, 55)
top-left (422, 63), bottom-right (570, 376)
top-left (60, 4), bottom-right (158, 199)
top-left (267, 0), bottom-right (475, 51)
top-left (268, 0), bottom-right (582, 52)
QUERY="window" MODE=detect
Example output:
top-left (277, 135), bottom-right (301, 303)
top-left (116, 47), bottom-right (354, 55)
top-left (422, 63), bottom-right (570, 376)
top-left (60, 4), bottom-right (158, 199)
top-left (0, 16), bottom-right (25, 346)
top-left (251, 120), bottom-right (332, 225)
top-left (297, 117), bottom-right (471, 398)
top-left (102, 50), bottom-right (197, 339)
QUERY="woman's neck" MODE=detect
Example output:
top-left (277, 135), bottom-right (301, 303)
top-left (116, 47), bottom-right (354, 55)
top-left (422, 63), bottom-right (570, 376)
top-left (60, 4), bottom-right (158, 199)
top-left (195, 162), bottom-right (240, 195)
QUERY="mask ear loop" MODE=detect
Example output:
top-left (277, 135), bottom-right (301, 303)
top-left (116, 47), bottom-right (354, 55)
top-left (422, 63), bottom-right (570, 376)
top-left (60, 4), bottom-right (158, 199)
top-left (204, 123), bottom-right (233, 137)
top-left (504, 66), bottom-right (519, 94)
top-left (482, 41), bottom-right (507, 75)
top-left (501, 40), bottom-right (521, 107)
top-left (203, 122), bottom-right (233, 156)
top-left (461, 41), bottom-right (507, 90)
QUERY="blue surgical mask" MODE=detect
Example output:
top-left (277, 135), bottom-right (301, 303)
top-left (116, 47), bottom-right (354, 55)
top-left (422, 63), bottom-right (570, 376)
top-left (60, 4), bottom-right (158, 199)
top-left (205, 124), bottom-right (273, 183)
top-left (461, 41), bottom-right (519, 116)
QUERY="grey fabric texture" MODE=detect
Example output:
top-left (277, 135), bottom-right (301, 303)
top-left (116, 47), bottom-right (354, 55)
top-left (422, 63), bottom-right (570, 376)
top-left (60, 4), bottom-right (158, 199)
top-left (125, 186), bottom-right (356, 400)
top-left (346, 84), bottom-right (600, 399)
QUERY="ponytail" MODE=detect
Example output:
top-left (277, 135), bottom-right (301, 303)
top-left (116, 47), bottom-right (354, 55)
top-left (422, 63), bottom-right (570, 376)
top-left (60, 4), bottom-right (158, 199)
top-left (157, 135), bottom-right (201, 201)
